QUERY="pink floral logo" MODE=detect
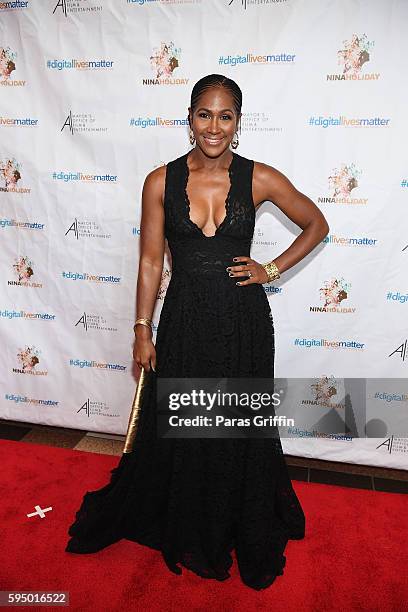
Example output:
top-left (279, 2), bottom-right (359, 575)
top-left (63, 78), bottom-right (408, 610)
top-left (150, 42), bottom-right (181, 78)
top-left (328, 163), bottom-right (361, 197)
top-left (338, 34), bottom-right (374, 76)
top-left (13, 256), bottom-right (34, 281)
top-left (311, 375), bottom-right (339, 406)
top-left (17, 346), bottom-right (40, 372)
top-left (0, 158), bottom-right (22, 190)
top-left (0, 46), bottom-right (16, 80)
top-left (319, 278), bottom-right (351, 308)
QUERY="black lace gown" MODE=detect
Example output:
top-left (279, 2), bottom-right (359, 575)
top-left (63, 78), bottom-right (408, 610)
top-left (65, 151), bottom-right (305, 591)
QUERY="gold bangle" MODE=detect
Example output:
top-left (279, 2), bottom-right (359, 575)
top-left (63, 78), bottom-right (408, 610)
top-left (261, 260), bottom-right (280, 283)
top-left (134, 317), bottom-right (152, 333)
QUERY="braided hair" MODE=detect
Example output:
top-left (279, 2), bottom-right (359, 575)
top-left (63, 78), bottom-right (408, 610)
top-left (189, 74), bottom-right (242, 121)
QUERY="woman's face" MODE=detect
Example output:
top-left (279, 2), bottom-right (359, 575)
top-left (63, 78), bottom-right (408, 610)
top-left (189, 86), bottom-right (240, 158)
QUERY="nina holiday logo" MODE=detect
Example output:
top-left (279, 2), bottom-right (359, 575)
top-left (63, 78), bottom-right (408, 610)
top-left (338, 34), bottom-right (373, 76)
top-left (308, 278), bottom-right (355, 314)
top-left (143, 42), bottom-right (188, 85)
top-left (13, 346), bottom-right (48, 376)
top-left (1, 46), bottom-right (27, 86)
top-left (318, 163), bottom-right (368, 206)
top-left (1, 158), bottom-right (21, 190)
top-left (319, 278), bottom-right (352, 310)
top-left (0, 46), bottom-right (22, 85)
top-left (151, 42), bottom-right (180, 77)
top-left (0, 158), bottom-right (31, 194)
top-left (8, 256), bottom-right (42, 288)
top-left (327, 34), bottom-right (379, 81)
top-left (329, 163), bottom-right (361, 198)
top-left (14, 256), bottom-right (33, 281)
top-left (0, 46), bottom-right (16, 79)
top-left (308, 376), bottom-right (345, 410)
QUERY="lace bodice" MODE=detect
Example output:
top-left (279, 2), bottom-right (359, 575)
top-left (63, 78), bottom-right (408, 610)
top-left (164, 151), bottom-right (256, 280)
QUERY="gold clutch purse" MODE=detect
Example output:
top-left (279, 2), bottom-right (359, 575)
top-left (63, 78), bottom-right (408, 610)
top-left (123, 367), bottom-right (154, 454)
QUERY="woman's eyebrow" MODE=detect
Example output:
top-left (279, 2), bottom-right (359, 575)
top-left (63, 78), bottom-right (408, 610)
top-left (196, 107), bottom-right (234, 114)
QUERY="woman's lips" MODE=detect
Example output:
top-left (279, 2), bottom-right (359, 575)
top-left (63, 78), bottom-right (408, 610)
top-left (203, 136), bottom-right (224, 145)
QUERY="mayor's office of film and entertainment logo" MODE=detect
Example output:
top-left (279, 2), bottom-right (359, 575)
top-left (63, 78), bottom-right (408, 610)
top-left (318, 163), bottom-right (368, 206)
top-left (8, 256), bottom-right (42, 288)
top-left (0, 158), bottom-right (31, 194)
top-left (65, 218), bottom-right (111, 240)
top-left (227, 0), bottom-right (289, 9)
top-left (13, 346), bottom-right (48, 376)
top-left (240, 112), bottom-right (283, 134)
top-left (309, 278), bottom-right (355, 314)
top-left (0, 46), bottom-right (26, 87)
top-left (376, 435), bottom-right (408, 456)
top-left (143, 42), bottom-right (188, 85)
top-left (61, 110), bottom-right (108, 135)
top-left (251, 227), bottom-right (278, 249)
top-left (52, 0), bottom-right (103, 18)
top-left (327, 34), bottom-right (379, 81)
top-left (128, 0), bottom-right (201, 8)
top-left (250, 229), bottom-right (281, 296)
top-left (75, 312), bottom-right (118, 333)
top-left (389, 339), bottom-right (408, 363)
top-left (77, 398), bottom-right (119, 419)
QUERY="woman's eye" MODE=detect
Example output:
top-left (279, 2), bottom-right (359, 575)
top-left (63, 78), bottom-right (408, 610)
top-left (197, 113), bottom-right (232, 120)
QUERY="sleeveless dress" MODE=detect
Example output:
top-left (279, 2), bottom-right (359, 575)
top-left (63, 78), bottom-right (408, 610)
top-left (65, 151), bottom-right (306, 591)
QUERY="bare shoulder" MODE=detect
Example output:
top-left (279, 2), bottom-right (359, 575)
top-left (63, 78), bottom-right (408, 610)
top-left (252, 159), bottom-right (298, 205)
top-left (144, 163), bottom-right (166, 188)
top-left (253, 160), bottom-right (289, 183)
top-left (143, 164), bottom-right (167, 201)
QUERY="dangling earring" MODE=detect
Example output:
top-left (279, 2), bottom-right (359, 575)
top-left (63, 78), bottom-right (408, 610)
top-left (231, 132), bottom-right (239, 149)
top-left (189, 128), bottom-right (195, 145)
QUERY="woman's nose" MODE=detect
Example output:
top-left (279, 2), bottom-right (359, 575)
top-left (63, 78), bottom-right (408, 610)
top-left (208, 117), bottom-right (220, 133)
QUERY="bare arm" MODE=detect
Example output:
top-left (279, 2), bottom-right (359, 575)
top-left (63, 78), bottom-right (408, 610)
top-left (133, 165), bottom-right (166, 369)
top-left (252, 162), bottom-right (329, 274)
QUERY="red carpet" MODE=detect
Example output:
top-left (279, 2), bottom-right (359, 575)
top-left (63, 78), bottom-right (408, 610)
top-left (1, 438), bottom-right (407, 612)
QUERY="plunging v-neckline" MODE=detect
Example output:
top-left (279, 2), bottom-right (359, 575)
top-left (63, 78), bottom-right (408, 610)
top-left (183, 151), bottom-right (236, 239)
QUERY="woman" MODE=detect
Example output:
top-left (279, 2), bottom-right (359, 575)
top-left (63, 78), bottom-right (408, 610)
top-left (66, 74), bottom-right (329, 591)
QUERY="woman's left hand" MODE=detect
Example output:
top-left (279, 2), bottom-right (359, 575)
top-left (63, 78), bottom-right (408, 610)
top-left (226, 256), bottom-right (269, 286)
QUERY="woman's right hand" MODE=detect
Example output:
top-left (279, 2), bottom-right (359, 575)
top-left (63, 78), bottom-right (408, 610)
top-left (133, 326), bottom-right (156, 372)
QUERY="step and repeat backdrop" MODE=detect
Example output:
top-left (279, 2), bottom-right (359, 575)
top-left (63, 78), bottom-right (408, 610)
top-left (1, 0), bottom-right (407, 469)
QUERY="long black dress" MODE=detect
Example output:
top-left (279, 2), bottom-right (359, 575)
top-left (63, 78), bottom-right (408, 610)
top-left (65, 151), bottom-right (305, 591)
